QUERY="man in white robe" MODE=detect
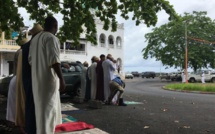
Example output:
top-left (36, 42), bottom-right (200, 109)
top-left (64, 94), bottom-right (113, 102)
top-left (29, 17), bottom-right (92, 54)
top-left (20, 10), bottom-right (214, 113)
top-left (80, 61), bottom-right (88, 99)
top-left (6, 76), bottom-right (16, 123)
top-left (29, 16), bottom-right (65, 134)
top-left (88, 56), bottom-right (99, 100)
top-left (102, 54), bottom-right (116, 102)
top-left (201, 71), bottom-right (205, 83)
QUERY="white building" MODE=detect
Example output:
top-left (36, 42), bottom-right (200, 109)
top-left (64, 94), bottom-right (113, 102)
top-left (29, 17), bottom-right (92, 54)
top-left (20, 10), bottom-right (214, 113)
top-left (0, 19), bottom-right (124, 77)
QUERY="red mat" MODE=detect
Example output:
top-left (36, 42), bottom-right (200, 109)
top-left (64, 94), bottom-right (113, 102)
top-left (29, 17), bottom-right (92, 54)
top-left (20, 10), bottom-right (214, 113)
top-left (55, 122), bottom-right (94, 132)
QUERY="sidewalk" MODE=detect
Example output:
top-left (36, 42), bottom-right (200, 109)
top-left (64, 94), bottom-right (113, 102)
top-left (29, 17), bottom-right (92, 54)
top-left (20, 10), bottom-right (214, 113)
top-left (0, 95), bottom-right (109, 134)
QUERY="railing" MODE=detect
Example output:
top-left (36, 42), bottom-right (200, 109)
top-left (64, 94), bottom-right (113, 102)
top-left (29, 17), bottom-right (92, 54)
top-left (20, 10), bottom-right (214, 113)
top-left (108, 44), bottom-right (114, 48)
top-left (60, 49), bottom-right (86, 55)
top-left (100, 43), bottom-right (106, 47)
top-left (116, 46), bottom-right (122, 49)
top-left (0, 39), bottom-right (20, 50)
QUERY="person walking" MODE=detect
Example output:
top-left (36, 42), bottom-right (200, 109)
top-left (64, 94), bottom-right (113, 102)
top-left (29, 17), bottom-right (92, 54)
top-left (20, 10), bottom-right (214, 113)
top-left (102, 54), bottom-right (116, 102)
top-left (96, 54), bottom-right (105, 101)
top-left (29, 16), bottom-right (65, 134)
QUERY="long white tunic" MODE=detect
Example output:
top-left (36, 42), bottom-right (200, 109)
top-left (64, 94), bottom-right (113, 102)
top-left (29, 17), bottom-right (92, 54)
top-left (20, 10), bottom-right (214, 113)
top-left (102, 59), bottom-right (115, 101)
top-left (6, 76), bottom-right (16, 123)
top-left (29, 32), bottom-right (62, 134)
top-left (80, 67), bottom-right (87, 99)
top-left (201, 73), bottom-right (205, 83)
top-left (88, 62), bottom-right (97, 100)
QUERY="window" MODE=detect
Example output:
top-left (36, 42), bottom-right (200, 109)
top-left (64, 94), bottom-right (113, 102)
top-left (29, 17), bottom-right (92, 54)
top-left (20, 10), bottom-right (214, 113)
top-left (99, 34), bottom-right (106, 47)
top-left (108, 35), bottom-right (114, 45)
top-left (116, 36), bottom-right (122, 48)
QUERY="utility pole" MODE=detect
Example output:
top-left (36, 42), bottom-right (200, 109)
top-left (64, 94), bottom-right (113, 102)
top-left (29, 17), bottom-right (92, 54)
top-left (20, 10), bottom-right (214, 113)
top-left (185, 22), bottom-right (188, 83)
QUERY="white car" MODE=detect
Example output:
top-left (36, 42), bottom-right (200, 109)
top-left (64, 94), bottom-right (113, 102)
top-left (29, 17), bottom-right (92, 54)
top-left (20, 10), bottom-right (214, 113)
top-left (125, 74), bottom-right (134, 79)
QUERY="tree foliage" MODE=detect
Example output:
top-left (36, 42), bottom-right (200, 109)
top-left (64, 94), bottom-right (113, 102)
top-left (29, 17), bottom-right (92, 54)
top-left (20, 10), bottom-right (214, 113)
top-left (0, 0), bottom-right (24, 37)
top-left (142, 11), bottom-right (215, 71)
top-left (1, 0), bottom-right (177, 45)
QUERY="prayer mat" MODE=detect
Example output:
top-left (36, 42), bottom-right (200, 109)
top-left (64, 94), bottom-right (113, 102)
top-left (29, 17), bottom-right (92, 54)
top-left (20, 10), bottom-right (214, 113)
top-left (62, 114), bottom-right (78, 123)
top-left (55, 128), bottom-right (109, 134)
top-left (124, 101), bottom-right (143, 105)
top-left (61, 103), bottom-right (79, 111)
top-left (55, 122), bottom-right (94, 133)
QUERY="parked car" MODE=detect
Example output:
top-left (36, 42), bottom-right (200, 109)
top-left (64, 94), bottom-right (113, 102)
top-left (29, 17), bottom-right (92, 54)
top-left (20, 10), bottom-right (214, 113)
top-left (125, 73), bottom-right (134, 79)
top-left (142, 72), bottom-right (156, 78)
top-left (0, 74), bottom-right (13, 97)
top-left (169, 72), bottom-right (182, 81)
top-left (131, 71), bottom-right (140, 77)
top-left (188, 70), bottom-right (215, 83)
top-left (160, 73), bottom-right (170, 80)
top-left (0, 61), bottom-right (83, 97)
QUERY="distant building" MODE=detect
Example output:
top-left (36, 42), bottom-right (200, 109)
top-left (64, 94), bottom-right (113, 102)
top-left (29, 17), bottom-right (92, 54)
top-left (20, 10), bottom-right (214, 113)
top-left (0, 18), bottom-right (124, 77)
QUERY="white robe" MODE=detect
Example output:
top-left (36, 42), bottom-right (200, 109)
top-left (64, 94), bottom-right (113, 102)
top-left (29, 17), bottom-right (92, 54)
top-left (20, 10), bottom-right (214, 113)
top-left (201, 73), bottom-right (205, 83)
top-left (6, 76), bottom-right (16, 123)
top-left (102, 59), bottom-right (115, 101)
top-left (88, 62), bottom-right (97, 100)
top-left (29, 32), bottom-right (62, 134)
top-left (80, 67), bottom-right (87, 99)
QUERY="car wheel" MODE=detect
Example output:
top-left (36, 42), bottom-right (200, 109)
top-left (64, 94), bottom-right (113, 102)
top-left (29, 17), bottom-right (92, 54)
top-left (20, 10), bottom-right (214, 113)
top-left (67, 83), bottom-right (81, 97)
top-left (211, 78), bottom-right (215, 83)
top-left (189, 78), bottom-right (195, 83)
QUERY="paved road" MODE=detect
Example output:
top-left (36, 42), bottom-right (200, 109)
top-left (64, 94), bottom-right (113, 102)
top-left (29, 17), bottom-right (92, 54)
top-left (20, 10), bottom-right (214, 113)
top-left (71, 77), bottom-right (215, 134)
top-left (1, 77), bottom-right (215, 134)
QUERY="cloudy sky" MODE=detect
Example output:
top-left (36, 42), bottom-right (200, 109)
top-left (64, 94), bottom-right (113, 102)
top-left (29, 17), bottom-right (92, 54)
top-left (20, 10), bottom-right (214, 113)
top-left (18, 0), bottom-right (215, 73)
top-left (118, 0), bottom-right (215, 73)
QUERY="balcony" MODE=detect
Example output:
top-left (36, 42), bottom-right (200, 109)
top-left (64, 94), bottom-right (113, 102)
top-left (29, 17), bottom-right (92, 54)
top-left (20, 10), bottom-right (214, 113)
top-left (100, 43), bottom-right (106, 47)
top-left (0, 39), bottom-right (20, 51)
top-left (60, 49), bottom-right (86, 55)
top-left (108, 44), bottom-right (114, 48)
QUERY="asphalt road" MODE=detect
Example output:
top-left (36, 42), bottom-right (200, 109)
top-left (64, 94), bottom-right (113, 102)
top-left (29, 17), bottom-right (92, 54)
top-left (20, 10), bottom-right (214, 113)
top-left (70, 77), bottom-right (215, 134)
top-left (1, 77), bottom-right (215, 134)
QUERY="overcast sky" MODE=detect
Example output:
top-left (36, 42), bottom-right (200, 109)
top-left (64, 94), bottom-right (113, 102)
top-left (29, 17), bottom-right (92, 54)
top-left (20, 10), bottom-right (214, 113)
top-left (119, 0), bottom-right (215, 73)
top-left (18, 0), bottom-right (215, 73)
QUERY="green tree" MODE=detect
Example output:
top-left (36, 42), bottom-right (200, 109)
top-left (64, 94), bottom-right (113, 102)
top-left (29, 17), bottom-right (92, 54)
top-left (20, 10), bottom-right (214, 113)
top-left (1, 0), bottom-right (177, 45)
top-left (143, 11), bottom-right (215, 72)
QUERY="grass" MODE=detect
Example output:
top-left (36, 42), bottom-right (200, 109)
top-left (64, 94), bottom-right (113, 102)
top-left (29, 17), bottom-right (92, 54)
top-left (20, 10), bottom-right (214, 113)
top-left (165, 83), bottom-right (215, 93)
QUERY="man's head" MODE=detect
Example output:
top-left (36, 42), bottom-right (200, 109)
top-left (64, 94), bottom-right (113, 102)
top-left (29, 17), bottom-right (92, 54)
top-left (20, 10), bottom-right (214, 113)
top-left (100, 54), bottom-right (105, 61)
top-left (44, 16), bottom-right (58, 35)
top-left (83, 61), bottom-right (89, 67)
top-left (29, 23), bottom-right (43, 37)
top-left (106, 54), bottom-right (113, 60)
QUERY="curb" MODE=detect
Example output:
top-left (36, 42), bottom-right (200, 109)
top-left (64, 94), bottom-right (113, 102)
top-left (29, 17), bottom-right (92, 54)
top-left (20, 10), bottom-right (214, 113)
top-left (162, 86), bottom-right (215, 95)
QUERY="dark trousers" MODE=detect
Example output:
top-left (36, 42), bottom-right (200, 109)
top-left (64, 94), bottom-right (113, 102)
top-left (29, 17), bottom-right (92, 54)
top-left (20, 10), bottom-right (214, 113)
top-left (24, 81), bottom-right (36, 134)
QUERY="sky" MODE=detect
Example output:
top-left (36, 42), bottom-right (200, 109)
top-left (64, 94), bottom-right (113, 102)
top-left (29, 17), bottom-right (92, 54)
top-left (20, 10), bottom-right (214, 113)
top-left (117, 0), bottom-right (215, 73)
top-left (18, 0), bottom-right (215, 73)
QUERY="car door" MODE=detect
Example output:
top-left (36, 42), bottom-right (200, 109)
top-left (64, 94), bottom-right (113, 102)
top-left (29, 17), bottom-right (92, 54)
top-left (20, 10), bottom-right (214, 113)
top-left (204, 70), bottom-right (210, 81)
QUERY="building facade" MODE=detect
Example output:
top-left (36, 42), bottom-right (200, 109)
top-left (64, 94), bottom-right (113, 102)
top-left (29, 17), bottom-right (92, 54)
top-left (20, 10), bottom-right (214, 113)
top-left (0, 19), bottom-right (124, 77)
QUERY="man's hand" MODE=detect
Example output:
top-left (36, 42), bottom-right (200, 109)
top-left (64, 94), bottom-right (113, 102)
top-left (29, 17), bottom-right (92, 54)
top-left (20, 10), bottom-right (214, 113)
top-left (59, 79), bottom-right (66, 92)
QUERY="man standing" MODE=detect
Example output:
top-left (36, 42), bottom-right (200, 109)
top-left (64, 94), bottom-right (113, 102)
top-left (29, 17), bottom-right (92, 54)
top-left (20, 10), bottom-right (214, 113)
top-left (22, 24), bottom-right (43, 134)
top-left (80, 61), bottom-right (88, 99)
top-left (88, 56), bottom-right (99, 100)
top-left (29, 16), bottom-right (65, 134)
top-left (96, 54), bottom-right (105, 101)
top-left (201, 71), bottom-right (205, 83)
top-left (102, 54), bottom-right (116, 102)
